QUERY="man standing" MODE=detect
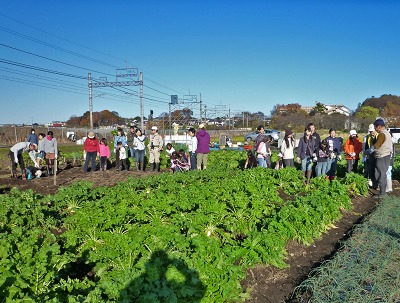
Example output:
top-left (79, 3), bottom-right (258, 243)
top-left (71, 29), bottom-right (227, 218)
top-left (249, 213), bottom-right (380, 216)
top-left (253, 125), bottom-right (265, 153)
top-left (372, 118), bottom-right (392, 199)
top-left (188, 127), bottom-right (198, 170)
top-left (9, 142), bottom-right (38, 179)
top-left (363, 124), bottom-right (377, 186)
top-left (196, 123), bottom-right (210, 170)
top-left (148, 126), bottom-right (163, 172)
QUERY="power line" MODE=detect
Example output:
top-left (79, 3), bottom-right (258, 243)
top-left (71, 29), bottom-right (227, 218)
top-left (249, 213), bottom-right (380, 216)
top-left (0, 25), bottom-right (117, 68)
top-left (0, 12), bottom-right (124, 64)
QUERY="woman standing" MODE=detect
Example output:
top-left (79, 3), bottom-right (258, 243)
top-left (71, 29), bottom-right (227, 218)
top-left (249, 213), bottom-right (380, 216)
top-left (43, 130), bottom-right (58, 176)
top-left (280, 128), bottom-right (295, 167)
top-left (296, 127), bottom-right (315, 184)
top-left (83, 132), bottom-right (100, 173)
top-left (344, 130), bottom-right (362, 173)
top-left (325, 128), bottom-right (342, 181)
top-left (256, 136), bottom-right (269, 168)
top-left (134, 128), bottom-right (147, 171)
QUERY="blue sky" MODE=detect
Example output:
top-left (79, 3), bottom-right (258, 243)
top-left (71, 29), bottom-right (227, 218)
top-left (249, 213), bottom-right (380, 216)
top-left (1, 0), bottom-right (399, 125)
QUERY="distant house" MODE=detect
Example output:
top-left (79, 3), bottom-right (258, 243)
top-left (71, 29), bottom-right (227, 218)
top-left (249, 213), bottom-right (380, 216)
top-left (324, 105), bottom-right (351, 116)
top-left (300, 104), bottom-right (351, 116)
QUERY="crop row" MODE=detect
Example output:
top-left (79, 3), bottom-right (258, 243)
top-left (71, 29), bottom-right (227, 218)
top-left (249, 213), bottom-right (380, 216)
top-left (1, 155), bottom-right (369, 302)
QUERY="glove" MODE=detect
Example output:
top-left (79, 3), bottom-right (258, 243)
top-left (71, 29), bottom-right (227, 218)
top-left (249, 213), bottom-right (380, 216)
top-left (312, 153), bottom-right (316, 158)
top-left (14, 157), bottom-right (18, 164)
top-left (313, 156), bottom-right (318, 162)
top-left (83, 153), bottom-right (86, 160)
top-left (338, 155), bottom-right (342, 161)
top-left (296, 157), bottom-right (301, 163)
top-left (35, 162), bottom-right (40, 168)
top-left (350, 152), bottom-right (355, 157)
top-left (330, 153), bottom-right (336, 159)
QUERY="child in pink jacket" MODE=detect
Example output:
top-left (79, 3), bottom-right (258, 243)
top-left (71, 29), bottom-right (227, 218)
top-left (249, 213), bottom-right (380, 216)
top-left (99, 138), bottom-right (111, 171)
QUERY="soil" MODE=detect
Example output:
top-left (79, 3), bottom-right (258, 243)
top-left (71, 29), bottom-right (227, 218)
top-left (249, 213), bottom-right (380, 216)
top-left (0, 164), bottom-right (394, 302)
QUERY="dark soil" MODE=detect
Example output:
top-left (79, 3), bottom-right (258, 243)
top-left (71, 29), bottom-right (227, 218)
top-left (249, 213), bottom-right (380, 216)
top-left (0, 164), bottom-right (394, 302)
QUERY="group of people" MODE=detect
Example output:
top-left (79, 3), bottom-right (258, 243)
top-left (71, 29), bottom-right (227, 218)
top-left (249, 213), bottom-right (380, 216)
top-left (9, 128), bottom-right (58, 179)
top-left (164, 123), bottom-right (211, 173)
top-left (81, 123), bottom-right (211, 174)
top-left (246, 118), bottom-right (394, 199)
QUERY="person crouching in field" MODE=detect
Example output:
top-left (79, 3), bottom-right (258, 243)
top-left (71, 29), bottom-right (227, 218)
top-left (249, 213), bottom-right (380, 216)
top-left (99, 138), bottom-right (110, 171)
top-left (244, 150), bottom-right (257, 169)
top-left (9, 142), bottom-right (38, 179)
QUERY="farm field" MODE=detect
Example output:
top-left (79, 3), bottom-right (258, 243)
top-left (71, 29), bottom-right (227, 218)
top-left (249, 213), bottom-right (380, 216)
top-left (0, 149), bottom-right (397, 302)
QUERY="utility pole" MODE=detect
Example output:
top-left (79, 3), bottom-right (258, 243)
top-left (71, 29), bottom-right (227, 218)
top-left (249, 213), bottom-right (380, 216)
top-left (228, 107), bottom-right (231, 130)
top-left (200, 93), bottom-right (203, 122)
top-left (88, 73), bottom-right (93, 129)
top-left (89, 68), bottom-right (140, 129)
top-left (140, 72), bottom-right (144, 131)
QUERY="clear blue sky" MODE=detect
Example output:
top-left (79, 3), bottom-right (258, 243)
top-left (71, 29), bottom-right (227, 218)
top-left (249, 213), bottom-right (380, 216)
top-left (1, 0), bottom-right (399, 125)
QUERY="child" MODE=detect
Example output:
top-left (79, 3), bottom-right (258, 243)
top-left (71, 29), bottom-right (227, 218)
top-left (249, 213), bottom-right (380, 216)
top-left (170, 151), bottom-right (179, 173)
top-left (117, 141), bottom-right (128, 171)
top-left (265, 135), bottom-right (272, 168)
top-left (99, 138), bottom-right (111, 171)
top-left (36, 133), bottom-right (46, 168)
top-left (275, 153), bottom-right (284, 170)
top-left (244, 150), bottom-right (257, 169)
top-left (25, 165), bottom-right (43, 180)
top-left (316, 140), bottom-right (329, 176)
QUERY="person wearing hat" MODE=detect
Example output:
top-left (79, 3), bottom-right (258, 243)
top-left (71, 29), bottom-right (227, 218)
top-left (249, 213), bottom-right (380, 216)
top-left (196, 123), bottom-right (210, 170)
top-left (344, 129), bottom-right (362, 173)
top-left (9, 141), bottom-right (38, 179)
top-left (362, 124), bottom-right (377, 185)
top-left (372, 118), bottom-right (392, 198)
top-left (83, 131), bottom-right (100, 173)
top-left (148, 126), bottom-right (163, 172)
top-left (280, 128), bottom-right (295, 167)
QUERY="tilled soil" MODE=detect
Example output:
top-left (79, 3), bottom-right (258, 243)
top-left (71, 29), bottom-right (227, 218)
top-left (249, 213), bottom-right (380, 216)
top-left (0, 165), bottom-right (392, 302)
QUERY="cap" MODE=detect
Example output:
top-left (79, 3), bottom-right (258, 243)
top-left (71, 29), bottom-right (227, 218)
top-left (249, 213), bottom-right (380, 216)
top-left (285, 128), bottom-right (293, 136)
top-left (151, 126), bottom-right (158, 130)
top-left (349, 130), bottom-right (357, 136)
top-left (368, 124), bottom-right (375, 132)
top-left (373, 118), bottom-right (385, 126)
top-left (88, 131), bottom-right (95, 138)
top-left (199, 123), bottom-right (205, 129)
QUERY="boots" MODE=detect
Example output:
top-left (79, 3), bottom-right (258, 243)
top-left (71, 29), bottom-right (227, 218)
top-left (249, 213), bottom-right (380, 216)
top-left (21, 169), bottom-right (26, 180)
top-left (155, 163), bottom-right (160, 172)
top-left (306, 170), bottom-right (312, 184)
top-left (11, 170), bottom-right (17, 178)
top-left (386, 178), bottom-right (393, 193)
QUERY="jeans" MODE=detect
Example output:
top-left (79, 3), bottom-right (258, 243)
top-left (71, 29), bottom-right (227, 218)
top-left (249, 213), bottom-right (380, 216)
top-left (301, 156), bottom-right (313, 172)
top-left (257, 157), bottom-right (266, 168)
top-left (135, 149), bottom-right (145, 163)
top-left (83, 151), bottom-right (97, 172)
top-left (316, 161), bottom-right (328, 176)
top-left (129, 148), bottom-right (136, 160)
top-left (190, 152), bottom-right (197, 170)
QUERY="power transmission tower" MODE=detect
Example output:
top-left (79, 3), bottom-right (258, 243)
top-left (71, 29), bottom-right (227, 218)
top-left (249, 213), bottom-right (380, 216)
top-left (88, 68), bottom-right (142, 129)
top-left (168, 94), bottom-right (200, 134)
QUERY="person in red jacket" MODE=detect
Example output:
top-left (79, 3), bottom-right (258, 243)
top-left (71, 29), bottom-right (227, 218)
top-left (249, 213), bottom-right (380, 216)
top-left (344, 129), bottom-right (362, 173)
top-left (83, 132), bottom-right (100, 172)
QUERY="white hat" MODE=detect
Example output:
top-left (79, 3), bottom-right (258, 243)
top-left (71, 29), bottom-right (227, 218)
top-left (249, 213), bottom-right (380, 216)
top-left (151, 126), bottom-right (158, 130)
top-left (349, 130), bottom-right (357, 136)
top-left (30, 143), bottom-right (38, 150)
top-left (368, 124), bottom-right (375, 132)
top-left (199, 123), bottom-right (205, 129)
top-left (88, 131), bottom-right (95, 139)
